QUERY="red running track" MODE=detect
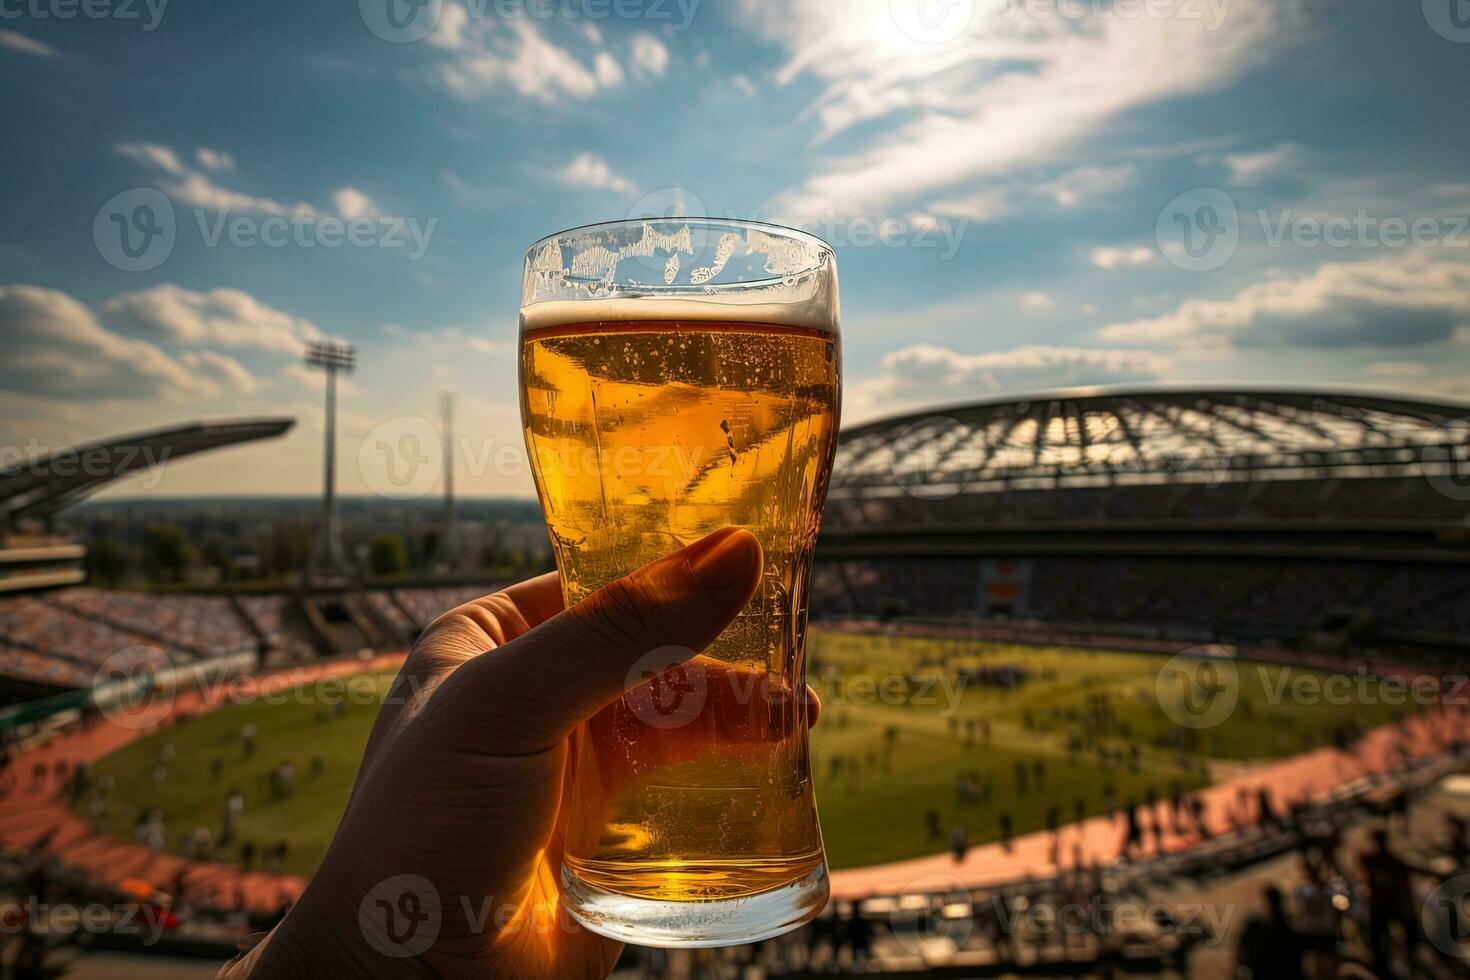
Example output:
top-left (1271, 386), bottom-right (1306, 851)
top-left (0, 654), bottom-right (405, 914)
top-left (0, 653), bottom-right (1464, 912)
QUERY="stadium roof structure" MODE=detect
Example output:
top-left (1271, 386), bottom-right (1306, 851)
top-left (0, 418), bottom-right (295, 527)
top-left (831, 388), bottom-right (1470, 498)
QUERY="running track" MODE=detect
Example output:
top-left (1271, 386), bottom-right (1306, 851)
top-left (0, 654), bottom-right (1464, 913)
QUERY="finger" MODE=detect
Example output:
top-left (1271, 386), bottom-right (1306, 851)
top-left (806, 684), bottom-right (821, 727)
top-left (443, 527), bottom-right (763, 754)
top-left (496, 570), bottom-right (566, 628)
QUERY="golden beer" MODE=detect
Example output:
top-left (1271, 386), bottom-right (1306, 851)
top-left (520, 220), bottom-right (840, 947)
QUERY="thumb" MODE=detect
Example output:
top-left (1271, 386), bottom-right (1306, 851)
top-left (445, 527), bottom-right (763, 754)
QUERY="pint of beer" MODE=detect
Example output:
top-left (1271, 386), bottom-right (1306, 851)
top-left (519, 219), bottom-right (840, 946)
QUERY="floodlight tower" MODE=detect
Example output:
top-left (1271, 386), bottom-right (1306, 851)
top-left (432, 391), bottom-right (461, 574)
top-left (304, 340), bottom-right (357, 584)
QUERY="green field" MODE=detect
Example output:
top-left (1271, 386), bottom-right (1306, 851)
top-left (81, 632), bottom-right (1413, 877)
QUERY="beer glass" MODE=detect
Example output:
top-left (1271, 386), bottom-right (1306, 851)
top-left (519, 218), bottom-right (840, 946)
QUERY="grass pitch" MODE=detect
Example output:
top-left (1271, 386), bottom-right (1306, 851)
top-left (82, 632), bottom-right (1411, 877)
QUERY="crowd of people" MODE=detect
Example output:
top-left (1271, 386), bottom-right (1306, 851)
top-left (812, 554), bottom-right (1470, 649)
top-left (45, 589), bottom-right (255, 659)
top-left (0, 596), bottom-right (177, 686)
top-left (0, 586), bottom-right (514, 691)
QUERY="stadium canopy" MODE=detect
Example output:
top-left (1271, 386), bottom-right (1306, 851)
top-left (0, 418), bottom-right (295, 527)
top-left (831, 388), bottom-right (1470, 497)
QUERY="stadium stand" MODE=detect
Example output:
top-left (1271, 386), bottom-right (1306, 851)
top-left (817, 389), bottom-right (1470, 658)
top-left (44, 589), bottom-right (256, 659)
top-left (0, 419), bottom-right (294, 531)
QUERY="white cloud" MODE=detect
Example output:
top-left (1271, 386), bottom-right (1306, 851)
top-left (630, 32), bottom-right (669, 76)
top-left (0, 30), bottom-right (60, 58)
top-left (102, 285), bottom-right (325, 355)
top-left (745, 0), bottom-right (1307, 216)
top-left (1080, 303), bottom-right (1101, 316)
top-left (332, 187), bottom-right (380, 220)
top-left (181, 350), bottom-right (262, 394)
top-left (847, 342), bottom-right (1172, 420)
top-left (429, 14), bottom-right (609, 103)
top-left (1364, 361), bottom-right (1428, 379)
top-left (1040, 164), bottom-right (1137, 208)
top-left (558, 152), bottom-right (637, 195)
top-left (115, 142), bottom-right (188, 176)
top-left (1218, 142), bottom-right (1302, 185)
top-left (195, 148), bottom-right (236, 172)
top-left (594, 51), bottom-right (624, 87)
top-left (116, 142), bottom-right (319, 217)
top-left (929, 186), bottom-right (1017, 224)
top-left (280, 362), bottom-right (362, 399)
top-left (386, 324), bottom-right (499, 355)
top-left (1017, 291), bottom-right (1056, 313)
top-left (1091, 245), bottom-right (1156, 269)
top-left (1098, 253), bottom-right (1470, 350)
top-left (931, 163), bottom-right (1137, 225)
top-left (0, 286), bottom-right (216, 400)
top-left (732, 74), bottom-right (757, 96)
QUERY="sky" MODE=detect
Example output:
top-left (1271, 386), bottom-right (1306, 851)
top-left (2, 0), bottom-right (1469, 501)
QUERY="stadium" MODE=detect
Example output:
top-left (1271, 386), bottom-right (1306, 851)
top-left (815, 389), bottom-right (1470, 658)
top-left (0, 388), bottom-right (1467, 978)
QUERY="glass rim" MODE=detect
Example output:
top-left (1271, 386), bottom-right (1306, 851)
top-left (523, 216), bottom-right (836, 273)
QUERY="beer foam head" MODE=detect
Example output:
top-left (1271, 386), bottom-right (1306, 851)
top-left (520, 295), bottom-right (839, 336)
top-left (521, 219), bottom-right (840, 336)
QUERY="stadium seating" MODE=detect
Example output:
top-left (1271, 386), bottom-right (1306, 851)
top-left (812, 556), bottom-right (1470, 657)
top-left (44, 589), bottom-right (255, 658)
top-left (0, 595), bottom-right (179, 679)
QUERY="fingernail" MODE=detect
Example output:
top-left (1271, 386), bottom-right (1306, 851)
top-left (686, 528), bottom-right (762, 591)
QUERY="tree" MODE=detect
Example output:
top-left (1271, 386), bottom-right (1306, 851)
top-left (141, 524), bottom-right (190, 583)
top-left (200, 539), bottom-right (234, 582)
top-left (268, 520), bottom-right (312, 578)
top-left (368, 533), bottom-right (409, 577)
top-left (86, 537), bottom-right (129, 586)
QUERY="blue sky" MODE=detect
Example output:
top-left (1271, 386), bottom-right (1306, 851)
top-left (2, 0), bottom-right (1469, 498)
